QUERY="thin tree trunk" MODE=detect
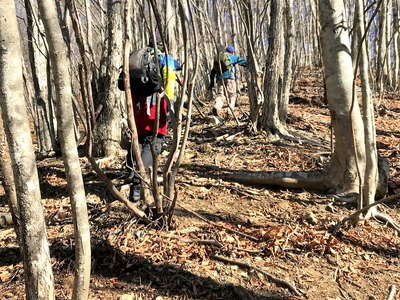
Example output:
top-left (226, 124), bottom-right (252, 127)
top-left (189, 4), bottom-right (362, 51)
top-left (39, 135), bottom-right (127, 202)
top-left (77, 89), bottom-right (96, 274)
top-left (355, 0), bottom-right (378, 214)
top-left (37, 1), bottom-right (91, 299)
top-left (165, 0), bottom-right (177, 56)
top-left (0, 112), bottom-right (21, 242)
top-left (393, 0), bottom-right (400, 89)
top-left (25, 0), bottom-right (58, 155)
top-left (376, 0), bottom-right (387, 89)
top-left (280, 0), bottom-right (295, 124)
top-left (0, 1), bottom-right (54, 298)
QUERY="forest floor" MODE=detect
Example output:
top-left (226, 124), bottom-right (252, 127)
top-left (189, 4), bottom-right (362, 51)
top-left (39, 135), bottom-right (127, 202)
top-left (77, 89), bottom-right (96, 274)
top-left (0, 69), bottom-right (399, 300)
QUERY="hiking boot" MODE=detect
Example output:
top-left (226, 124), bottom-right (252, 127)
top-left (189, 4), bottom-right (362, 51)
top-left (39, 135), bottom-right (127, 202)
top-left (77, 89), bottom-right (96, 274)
top-left (212, 107), bottom-right (221, 118)
top-left (129, 184), bottom-right (141, 202)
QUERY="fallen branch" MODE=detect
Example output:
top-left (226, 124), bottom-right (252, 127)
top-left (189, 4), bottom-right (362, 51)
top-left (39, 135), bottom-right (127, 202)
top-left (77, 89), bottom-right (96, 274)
top-left (372, 211), bottom-right (400, 234)
top-left (211, 255), bottom-right (304, 297)
top-left (87, 156), bottom-right (148, 220)
top-left (224, 170), bottom-right (329, 191)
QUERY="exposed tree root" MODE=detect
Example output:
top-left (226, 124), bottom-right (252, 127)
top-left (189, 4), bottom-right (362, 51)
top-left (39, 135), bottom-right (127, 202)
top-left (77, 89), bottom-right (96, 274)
top-left (224, 171), bottom-right (330, 191)
top-left (211, 255), bottom-right (305, 297)
top-left (372, 211), bottom-right (400, 234)
top-left (339, 193), bottom-right (400, 225)
top-left (337, 194), bottom-right (400, 234)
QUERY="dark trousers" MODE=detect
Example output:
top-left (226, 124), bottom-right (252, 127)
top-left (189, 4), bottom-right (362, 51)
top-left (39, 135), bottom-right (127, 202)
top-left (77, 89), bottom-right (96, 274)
top-left (126, 133), bottom-right (165, 185)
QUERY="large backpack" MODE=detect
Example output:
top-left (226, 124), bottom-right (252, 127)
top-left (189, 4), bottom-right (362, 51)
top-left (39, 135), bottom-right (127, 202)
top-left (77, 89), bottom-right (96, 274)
top-left (213, 51), bottom-right (232, 74)
top-left (119, 47), bottom-right (163, 96)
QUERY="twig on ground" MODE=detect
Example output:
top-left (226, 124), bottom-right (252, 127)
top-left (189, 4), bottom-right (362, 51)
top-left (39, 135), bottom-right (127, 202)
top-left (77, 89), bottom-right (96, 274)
top-left (386, 285), bottom-right (397, 300)
top-left (211, 255), bottom-right (304, 297)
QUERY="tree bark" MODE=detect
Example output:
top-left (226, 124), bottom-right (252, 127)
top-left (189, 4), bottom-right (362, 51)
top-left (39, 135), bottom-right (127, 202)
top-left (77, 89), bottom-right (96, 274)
top-left (280, 0), bottom-right (295, 124)
top-left (0, 1), bottom-right (55, 298)
top-left (355, 0), bottom-right (378, 213)
top-left (25, 0), bottom-right (58, 155)
top-left (0, 112), bottom-right (21, 243)
top-left (319, 0), bottom-right (366, 194)
top-left (37, 0), bottom-right (91, 299)
top-left (95, 0), bottom-right (123, 157)
top-left (260, 0), bottom-right (287, 137)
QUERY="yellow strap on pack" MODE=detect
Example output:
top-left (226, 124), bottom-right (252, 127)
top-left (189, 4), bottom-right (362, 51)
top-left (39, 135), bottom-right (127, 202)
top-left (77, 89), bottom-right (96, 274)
top-left (162, 66), bottom-right (177, 101)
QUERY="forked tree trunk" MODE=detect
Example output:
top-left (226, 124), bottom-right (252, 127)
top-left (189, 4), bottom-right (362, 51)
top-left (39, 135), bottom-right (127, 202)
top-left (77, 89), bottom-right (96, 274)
top-left (0, 1), bottom-right (54, 298)
top-left (319, 0), bottom-right (366, 194)
top-left (260, 0), bottom-right (287, 137)
top-left (37, 0), bottom-right (91, 299)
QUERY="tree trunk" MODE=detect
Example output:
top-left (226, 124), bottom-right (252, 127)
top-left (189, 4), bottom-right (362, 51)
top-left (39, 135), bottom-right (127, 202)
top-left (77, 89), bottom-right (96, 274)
top-left (95, 0), bottom-right (123, 157)
top-left (241, 0), bottom-right (263, 131)
top-left (280, 0), bottom-right (295, 124)
top-left (393, 0), bottom-right (400, 89)
top-left (355, 0), bottom-right (378, 215)
top-left (25, 0), bottom-right (58, 156)
top-left (37, 0), bottom-right (91, 299)
top-left (0, 112), bottom-right (21, 242)
top-left (319, 0), bottom-right (366, 194)
top-left (260, 0), bottom-right (286, 137)
top-left (376, 0), bottom-right (387, 89)
top-left (165, 0), bottom-right (177, 56)
top-left (0, 1), bottom-right (55, 298)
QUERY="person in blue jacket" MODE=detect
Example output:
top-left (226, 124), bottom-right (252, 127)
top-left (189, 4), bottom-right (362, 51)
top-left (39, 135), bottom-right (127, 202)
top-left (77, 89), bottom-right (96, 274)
top-left (209, 45), bottom-right (247, 117)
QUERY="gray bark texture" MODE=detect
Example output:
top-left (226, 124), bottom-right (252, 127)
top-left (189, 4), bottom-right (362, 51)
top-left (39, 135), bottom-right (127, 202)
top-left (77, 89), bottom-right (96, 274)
top-left (355, 0), bottom-right (378, 212)
top-left (25, 0), bottom-right (58, 155)
top-left (95, 0), bottom-right (124, 157)
top-left (260, 0), bottom-right (286, 136)
top-left (0, 112), bottom-right (21, 242)
top-left (319, 0), bottom-right (366, 194)
top-left (0, 1), bottom-right (55, 298)
top-left (37, 0), bottom-right (91, 299)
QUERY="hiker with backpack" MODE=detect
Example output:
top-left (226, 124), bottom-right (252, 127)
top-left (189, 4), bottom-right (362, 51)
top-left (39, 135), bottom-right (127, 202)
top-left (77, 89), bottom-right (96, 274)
top-left (118, 40), bottom-right (181, 201)
top-left (208, 46), bottom-right (247, 118)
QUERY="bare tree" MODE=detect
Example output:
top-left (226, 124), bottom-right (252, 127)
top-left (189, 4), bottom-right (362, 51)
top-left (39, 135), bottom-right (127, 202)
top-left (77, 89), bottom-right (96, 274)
top-left (0, 1), bottom-right (54, 298)
top-left (37, 0), bottom-right (91, 298)
top-left (260, 0), bottom-right (287, 137)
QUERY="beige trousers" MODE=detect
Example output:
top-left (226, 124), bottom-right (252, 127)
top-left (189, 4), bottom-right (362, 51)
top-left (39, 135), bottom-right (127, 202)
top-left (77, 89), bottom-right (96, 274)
top-left (213, 78), bottom-right (237, 115)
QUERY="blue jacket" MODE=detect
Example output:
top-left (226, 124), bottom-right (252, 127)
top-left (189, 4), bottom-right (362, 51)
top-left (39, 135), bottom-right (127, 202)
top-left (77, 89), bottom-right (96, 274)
top-left (210, 53), bottom-right (247, 87)
top-left (216, 53), bottom-right (247, 80)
